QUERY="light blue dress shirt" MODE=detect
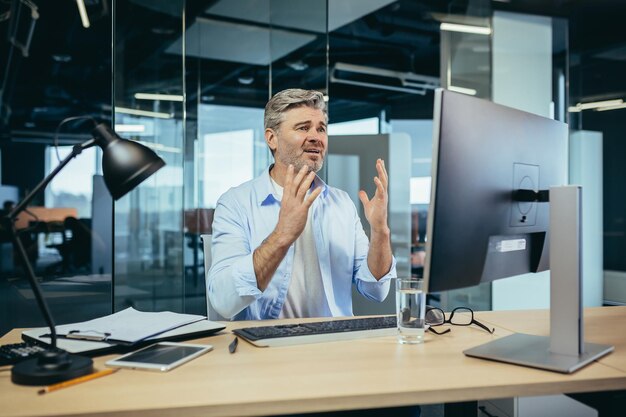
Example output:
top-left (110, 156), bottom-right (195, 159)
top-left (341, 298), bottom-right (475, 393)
top-left (207, 166), bottom-right (396, 320)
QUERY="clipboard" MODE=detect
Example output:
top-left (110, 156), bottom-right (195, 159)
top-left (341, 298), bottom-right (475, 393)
top-left (22, 319), bottom-right (226, 356)
top-left (37, 307), bottom-right (209, 345)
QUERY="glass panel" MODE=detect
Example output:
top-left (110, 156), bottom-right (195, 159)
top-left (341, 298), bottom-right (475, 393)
top-left (183, 0), bottom-right (273, 316)
top-left (328, 1), bottom-right (434, 314)
top-left (438, 9), bottom-right (493, 312)
top-left (269, 0), bottom-right (328, 94)
top-left (569, 16), bottom-right (626, 303)
top-left (0, 1), bottom-right (113, 335)
top-left (488, 12), bottom-right (567, 311)
top-left (113, 0), bottom-right (185, 312)
top-left (328, 117), bottom-right (379, 135)
top-left (198, 106), bottom-right (266, 207)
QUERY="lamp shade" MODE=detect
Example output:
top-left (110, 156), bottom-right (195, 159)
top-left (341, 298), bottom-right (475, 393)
top-left (92, 123), bottom-right (165, 200)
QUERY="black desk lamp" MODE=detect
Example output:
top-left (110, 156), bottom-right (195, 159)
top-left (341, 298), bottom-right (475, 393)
top-left (3, 123), bottom-right (165, 385)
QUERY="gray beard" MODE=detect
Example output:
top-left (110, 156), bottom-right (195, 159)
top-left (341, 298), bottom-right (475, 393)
top-left (278, 153), bottom-right (324, 174)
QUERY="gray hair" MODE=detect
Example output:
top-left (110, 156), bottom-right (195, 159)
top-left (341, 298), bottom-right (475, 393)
top-left (264, 89), bottom-right (327, 132)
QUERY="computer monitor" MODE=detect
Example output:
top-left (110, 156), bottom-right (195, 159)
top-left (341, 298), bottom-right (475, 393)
top-left (423, 89), bottom-right (613, 373)
top-left (423, 89), bottom-right (567, 293)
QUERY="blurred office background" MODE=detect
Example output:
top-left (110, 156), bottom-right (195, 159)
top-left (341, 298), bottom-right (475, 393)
top-left (1, 0), bottom-right (625, 335)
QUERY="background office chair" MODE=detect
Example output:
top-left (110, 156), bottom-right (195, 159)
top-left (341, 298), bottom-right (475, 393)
top-left (46, 217), bottom-right (93, 275)
top-left (201, 234), bottom-right (226, 321)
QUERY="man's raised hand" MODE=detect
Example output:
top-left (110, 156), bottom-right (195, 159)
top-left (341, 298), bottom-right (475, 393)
top-left (274, 165), bottom-right (322, 246)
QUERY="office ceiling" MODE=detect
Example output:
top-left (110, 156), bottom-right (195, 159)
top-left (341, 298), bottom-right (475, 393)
top-left (1, 0), bottom-right (626, 142)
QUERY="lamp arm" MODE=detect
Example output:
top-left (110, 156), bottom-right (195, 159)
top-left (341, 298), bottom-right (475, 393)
top-left (2, 137), bottom-right (97, 349)
top-left (4, 220), bottom-right (58, 346)
top-left (7, 138), bottom-right (97, 220)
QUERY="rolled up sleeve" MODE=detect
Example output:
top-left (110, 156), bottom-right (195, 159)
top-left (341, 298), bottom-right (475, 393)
top-left (352, 210), bottom-right (396, 302)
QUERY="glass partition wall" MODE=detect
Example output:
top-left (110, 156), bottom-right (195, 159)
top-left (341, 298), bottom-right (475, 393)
top-left (0, 1), bottom-right (113, 335)
top-left (183, 0), bottom-right (273, 314)
top-left (113, 0), bottom-right (186, 312)
top-left (0, 1), bottom-right (579, 336)
top-left (112, 1), bottom-right (570, 316)
top-left (184, 0), bottom-right (327, 314)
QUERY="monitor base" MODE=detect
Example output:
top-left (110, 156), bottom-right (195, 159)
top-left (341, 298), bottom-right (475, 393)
top-left (464, 333), bottom-right (614, 374)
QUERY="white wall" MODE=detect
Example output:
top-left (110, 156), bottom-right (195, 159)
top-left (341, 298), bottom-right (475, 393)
top-left (328, 133), bottom-right (411, 315)
top-left (570, 130), bottom-right (604, 307)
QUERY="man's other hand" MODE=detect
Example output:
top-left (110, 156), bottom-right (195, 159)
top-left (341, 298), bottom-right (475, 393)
top-left (358, 158), bottom-right (390, 234)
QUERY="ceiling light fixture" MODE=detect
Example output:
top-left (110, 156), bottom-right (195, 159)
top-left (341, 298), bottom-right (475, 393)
top-left (51, 54), bottom-right (72, 63)
top-left (138, 142), bottom-right (182, 154)
top-left (569, 99), bottom-right (624, 112)
top-left (114, 124), bottom-right (146, 133)
top-left (116, 107), bottom-right (173, 119)
top-left (596, 102), bottom-right (626, 112)
top-left (286, 60), bottom-right (309, 71)
top-left (75, 0), bottom-right (90, 28)
top-left (237, 76), bottom-right (254, 85)
top-left (448, 85), bottom-right (477, 96)
top-left (134, 93), bottom-right (184, 102)
top-left (330, 62), bottom-right (439, 96)
top-left (440, 22), bottom-right (491, 35)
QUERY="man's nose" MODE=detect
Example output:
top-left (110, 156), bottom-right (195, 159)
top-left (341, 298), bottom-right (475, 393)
top-left (306, 134), bottom-right (321, 143)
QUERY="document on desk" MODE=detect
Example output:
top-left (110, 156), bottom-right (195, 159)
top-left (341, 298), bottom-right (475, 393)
top-left (23, 319), bottom-right (226, 354)
top-left (44, 307), bottom-right (205, 345)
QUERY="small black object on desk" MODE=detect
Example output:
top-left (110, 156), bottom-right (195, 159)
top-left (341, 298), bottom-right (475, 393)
top-left (229, 337), bottom-right (238, 354)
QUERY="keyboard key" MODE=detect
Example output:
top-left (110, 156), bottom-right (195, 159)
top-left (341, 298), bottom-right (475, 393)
top-left (0, 342), bottom-right (48, 366)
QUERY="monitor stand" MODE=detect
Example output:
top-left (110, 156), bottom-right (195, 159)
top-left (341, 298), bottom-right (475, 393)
top-left (464, 186), bottom-right (614, 373)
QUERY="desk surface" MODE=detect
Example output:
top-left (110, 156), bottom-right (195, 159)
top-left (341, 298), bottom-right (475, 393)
top-left (2, 306), bottom-right (626, 417)
top-left (14, 207), bottom-right (78, 230)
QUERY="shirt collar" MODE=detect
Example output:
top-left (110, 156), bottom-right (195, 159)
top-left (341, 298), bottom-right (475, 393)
top-left (257, 164), bottom-right (329, 206)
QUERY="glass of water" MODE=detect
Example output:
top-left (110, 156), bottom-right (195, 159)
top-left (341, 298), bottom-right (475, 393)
top-left (396, 278), bottom-right (427, 344)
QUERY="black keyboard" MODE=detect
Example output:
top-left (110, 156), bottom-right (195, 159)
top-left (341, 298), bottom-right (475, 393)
top-left (233, 315), bottom-right (397, 347)
top-left (0, 342), bottom-right (48, 366)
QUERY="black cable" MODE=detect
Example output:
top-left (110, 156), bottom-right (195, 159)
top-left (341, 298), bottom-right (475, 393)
top-left (52, 116), bottom-right (98, 163)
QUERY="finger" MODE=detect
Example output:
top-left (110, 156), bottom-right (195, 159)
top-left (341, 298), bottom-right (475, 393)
top-left (290, 165), bottom-right (309, 196)
top-left (380, 159), bottom-right (388, 188)
top-left (304, 186), bottom-right (322, 207)
top-left (373, 176), bottom-right (386, 199)
top-left (358, 190), bottom-right (370, 207)
top-left (284, 164), bottom-right (295, 189)
top-left (297, 171), bottom-right (316, 200)
top-left (376, 159), bottom-right (388, 191)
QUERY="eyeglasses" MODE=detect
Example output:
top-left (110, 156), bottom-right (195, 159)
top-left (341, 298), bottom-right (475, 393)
top-left (425, 306), bottom-right (495, 335)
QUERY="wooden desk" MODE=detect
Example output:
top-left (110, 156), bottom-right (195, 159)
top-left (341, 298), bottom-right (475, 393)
top-left (1, 307), bottom-right (626, 417)
top-left (477, 307), bottom-right (626, 374)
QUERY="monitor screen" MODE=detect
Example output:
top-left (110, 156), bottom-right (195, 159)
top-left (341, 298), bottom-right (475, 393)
top-left (423, 89), bottom-right (568, 293)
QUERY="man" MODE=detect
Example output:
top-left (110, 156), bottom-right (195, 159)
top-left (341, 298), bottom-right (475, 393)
top-left (207, 88), bottom-right (396, 320)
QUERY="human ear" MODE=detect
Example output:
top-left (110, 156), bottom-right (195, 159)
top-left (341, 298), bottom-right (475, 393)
top-left (265, 128), bottom-right (278, 153)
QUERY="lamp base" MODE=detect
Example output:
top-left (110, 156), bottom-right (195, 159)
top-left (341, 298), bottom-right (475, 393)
top-left (11, 349), bottom-right (93, 386)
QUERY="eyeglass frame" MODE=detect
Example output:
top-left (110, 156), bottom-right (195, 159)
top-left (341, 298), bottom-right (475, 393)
top-left (426, 306), bottom-right (495, 335)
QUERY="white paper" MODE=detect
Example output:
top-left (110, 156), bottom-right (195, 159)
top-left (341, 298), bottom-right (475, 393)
top-left (52, 307), bottom-right (206, 344)
top-left (22, 319), bottom-right (225, 353)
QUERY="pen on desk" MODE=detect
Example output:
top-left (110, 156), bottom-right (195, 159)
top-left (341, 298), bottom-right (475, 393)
top-left (229, 336), bottom-right (238, 354)
top-left (38, 368), bottom-right (119, 395)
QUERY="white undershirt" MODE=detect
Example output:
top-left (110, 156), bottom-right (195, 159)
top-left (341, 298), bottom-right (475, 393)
top-left (270, 177), bottom-right (330, 318)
